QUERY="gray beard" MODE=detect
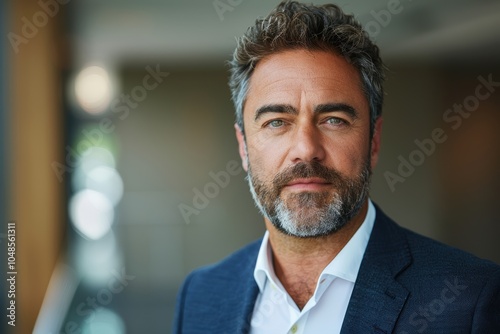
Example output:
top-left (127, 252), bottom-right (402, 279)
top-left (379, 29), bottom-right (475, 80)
top-left (246, 161), bottom-right (371, 238)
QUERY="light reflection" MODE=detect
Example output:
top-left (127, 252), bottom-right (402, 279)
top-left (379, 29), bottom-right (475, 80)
top-left (72, 146), bottom-right (117, 195)
top-left (69, 189), bottom-right (114, 240)
top-left (81, 308), bottom-right (125, 334)
top-left (74, 66), bottom-right (113, 114)
top-left (75, 231), bottom-right (120, 287)
top-left (86, 166), bottom-right (124, 206)
top-left (80, 146), bottom-right (116, 171)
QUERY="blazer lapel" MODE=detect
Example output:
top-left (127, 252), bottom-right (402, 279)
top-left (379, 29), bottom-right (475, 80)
top-left (235, 273), bottom-right (260, 333)
top-left (213, 240), bottom-right (261, 334)
top-left (341, 207), bottom-right (412, 333)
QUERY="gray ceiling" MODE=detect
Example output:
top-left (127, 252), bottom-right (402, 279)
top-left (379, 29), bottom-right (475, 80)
top-left (71, 0), bottom-right (500, 65)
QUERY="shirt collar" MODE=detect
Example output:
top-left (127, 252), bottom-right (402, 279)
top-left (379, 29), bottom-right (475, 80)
top-left (253, 199), bottom-right (376, 292)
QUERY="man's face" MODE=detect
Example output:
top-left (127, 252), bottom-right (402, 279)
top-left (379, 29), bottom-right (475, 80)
top-left (235, 49), bottom-right (382, 238)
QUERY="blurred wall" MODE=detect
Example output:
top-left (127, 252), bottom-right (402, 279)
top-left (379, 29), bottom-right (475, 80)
top-left (1, 2), bottom-right (9, 334)
top-left (372, 63), bottom-right (500, 263)
top-left (8, 0), bottom-right (66, 333)
top-left (372, 65), bottom-right (443, 238)
top-left (112, 65), bottom-right (265, 331)
top-left (438, 67), bottom-right (500, 263)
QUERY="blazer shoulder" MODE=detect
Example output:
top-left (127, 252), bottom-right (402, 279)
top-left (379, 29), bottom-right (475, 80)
top-left (387, 221), bottom-right (500, 332)
top-left (174, 238), bottom-right (262, 333)
top-left (188, 237), bottom-right (262, 284)
top-left (402, 224), bottom-right (500, 274)
top-left (374, 205), bottom-right (500, 275)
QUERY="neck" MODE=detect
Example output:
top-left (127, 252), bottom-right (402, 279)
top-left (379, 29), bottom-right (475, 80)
top-left (265, 199), bottom-right (369, 309)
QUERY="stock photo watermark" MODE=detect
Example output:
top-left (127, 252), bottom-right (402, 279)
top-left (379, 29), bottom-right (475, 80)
top-left (6, 220), bottom-right (17, 327)
top-left (8, 0), bottom-right (71, 54)
top-left (400, 277), bottom-right (468, 333)
top-left (385, 74), bottom-right (500, 192)
top-left (59, 267), bottom-right (135, 334)
top-left (250, 288), bottom-right (286, 328)
top-left (213, 0), bottom-right (245, 21)
top-left (178, 160), bottom-right (243, 224)
top-left (51, 64), bottom-right (169, 182)
top-left (363, 0), bottom-right (415, 39)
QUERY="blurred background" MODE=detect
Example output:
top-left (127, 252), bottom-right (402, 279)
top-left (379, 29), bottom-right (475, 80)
top-left (2, 0), bottom-right (500, 333)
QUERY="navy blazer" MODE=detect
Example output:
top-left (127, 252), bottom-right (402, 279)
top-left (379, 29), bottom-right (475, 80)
top-left (173, 206), bottom-right (500, 333)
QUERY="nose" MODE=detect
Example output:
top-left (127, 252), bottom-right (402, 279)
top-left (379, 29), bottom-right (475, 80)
top-left (288, 121), bottom-right (326, 163)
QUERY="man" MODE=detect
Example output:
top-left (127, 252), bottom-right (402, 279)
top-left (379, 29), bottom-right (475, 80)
top-left (173, 1), bottom-right (500, 333)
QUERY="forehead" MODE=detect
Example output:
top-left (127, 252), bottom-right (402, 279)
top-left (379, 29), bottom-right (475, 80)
top-left (244, 49), bottom-right (368, 117)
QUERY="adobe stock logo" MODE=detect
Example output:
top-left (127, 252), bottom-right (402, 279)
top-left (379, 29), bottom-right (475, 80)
top-left (8, 0), bottom-right (71, 54)
top-left (402, 277), bottom-right (468, 334)
top-left (60, 268), bottom-right (135, 334)
top-left (213, 0), bottom-right (245, 21)
top-left (385, 74), bottom-right (500, 192)
top-left (178, 160), bottom-right (243, 224)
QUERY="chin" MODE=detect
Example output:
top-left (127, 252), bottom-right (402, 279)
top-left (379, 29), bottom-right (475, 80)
top-left (271, 204), bottom-right (350, 238)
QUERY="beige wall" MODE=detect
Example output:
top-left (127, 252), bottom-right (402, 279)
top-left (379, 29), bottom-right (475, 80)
top-left (438, 68), bottom-right (500, 263)
top-left (9, 1), bottom-right (65, 332)
top-left (371, 63), bottom-right (500, 263)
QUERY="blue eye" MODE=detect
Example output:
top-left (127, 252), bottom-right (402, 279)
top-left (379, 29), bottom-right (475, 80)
top-left (326, 117), bottom-right (344, 125)
top-left (268, 120), bottom-right (284, 128)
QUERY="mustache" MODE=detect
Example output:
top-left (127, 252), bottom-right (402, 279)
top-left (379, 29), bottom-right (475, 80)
top-left (273, 161), bottom-right (346, 191)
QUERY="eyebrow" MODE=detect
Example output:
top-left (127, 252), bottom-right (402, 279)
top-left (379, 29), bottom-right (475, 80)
top-left (315, 103), bottom-right (358, 119)
top-left (254, 104), bottom-right (297, 121)
top-left (254, 102), bottom-right (358, 121)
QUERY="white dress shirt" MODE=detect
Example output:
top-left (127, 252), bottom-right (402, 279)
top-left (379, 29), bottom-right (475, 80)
top-left (250, 200), bottom-right (376, 334)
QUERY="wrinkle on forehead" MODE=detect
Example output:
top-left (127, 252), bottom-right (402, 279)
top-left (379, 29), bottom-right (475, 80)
top-left (245, 49), bottom-right (368, 119)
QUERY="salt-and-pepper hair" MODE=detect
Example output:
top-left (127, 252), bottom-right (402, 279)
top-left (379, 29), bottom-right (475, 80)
top-left (228, 0), bottom-right (385, 137)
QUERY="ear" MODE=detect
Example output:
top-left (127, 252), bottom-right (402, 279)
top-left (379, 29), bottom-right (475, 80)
top-left (234, 124), bottom-right (248, 171)
top-left (370, 117), bottom-right (383, 170)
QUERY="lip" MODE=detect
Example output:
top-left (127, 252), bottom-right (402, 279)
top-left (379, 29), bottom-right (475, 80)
top-left (284, 178), bottom-right (331, 191)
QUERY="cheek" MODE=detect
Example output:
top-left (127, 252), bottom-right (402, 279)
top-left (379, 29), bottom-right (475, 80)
top-left (325, 136), bottom-right (370, 174)
top-left (247, 140), bottom-right (285, 180)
